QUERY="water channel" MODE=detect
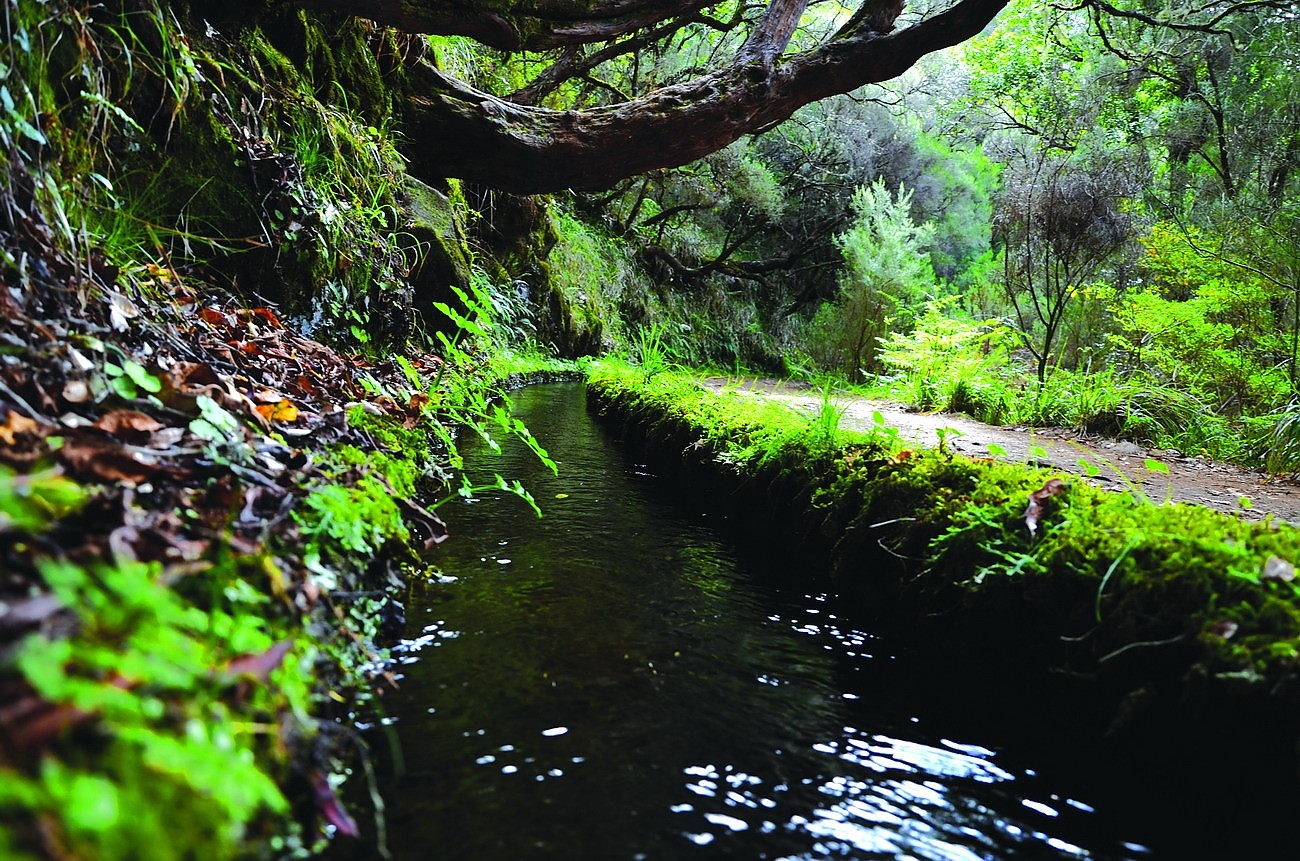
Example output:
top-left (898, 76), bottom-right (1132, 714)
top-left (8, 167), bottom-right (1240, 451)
top-left (354, 383), bottom-right (1259, 859)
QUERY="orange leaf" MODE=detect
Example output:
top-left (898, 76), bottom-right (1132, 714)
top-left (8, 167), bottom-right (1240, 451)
top-left (199, 307), bottom-right (228, 327)
top-left (255, 400), bottom-right (298, 423)
top-left (0, 411), bottom-right (43, 446)
top-left (249, 307), bottom-right (283, 328)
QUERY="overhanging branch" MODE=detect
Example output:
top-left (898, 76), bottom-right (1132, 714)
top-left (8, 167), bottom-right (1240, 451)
top-left (402, 0), bottom-right (1010, 192)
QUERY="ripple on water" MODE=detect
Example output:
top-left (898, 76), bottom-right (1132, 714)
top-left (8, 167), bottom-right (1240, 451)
top-left (363, 384), bottom-right (1161, 861)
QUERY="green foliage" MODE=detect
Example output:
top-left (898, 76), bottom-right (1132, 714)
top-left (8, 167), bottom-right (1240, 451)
top-left (806, 379), bottom-right (847, 453)
top-left (297, 477), bottom-right (408, 560)
top-left (546, 208), bottom-right (639, 352)
top-left (1264, 405), bottom-right (1300, 476)
top-left (0, 466), bottom-right (87, 531)
top-left (801, 180), bottom-right (936, 380)
top-left (588, 364), bottom-right (1300, 729)
top-left (915, 134), bottom-right (999, 283)
top-left (1110, 224), bottom-right (1293, 418)
top-left (2, 558), bottom-right (303, 860)
top-left (341, 274), bottom-right (561, 524)
top-left (628, 321), bottom-right (671, 382)
top-left (878, 298), bottom-right (1018, 421)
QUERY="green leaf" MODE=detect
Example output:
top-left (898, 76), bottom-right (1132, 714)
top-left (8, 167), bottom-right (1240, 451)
top-left (109, 375), bottom-right (138, 399)
top-left (122, 359), bottom-right (162, 394)
top-left (1144, 458), bottom-right (1169, 474)
top-left (42, 763), bottom-right (120, 833)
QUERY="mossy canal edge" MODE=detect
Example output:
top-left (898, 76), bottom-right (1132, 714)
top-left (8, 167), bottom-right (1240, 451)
top-left (585, 363), bottom-right (1300, 798)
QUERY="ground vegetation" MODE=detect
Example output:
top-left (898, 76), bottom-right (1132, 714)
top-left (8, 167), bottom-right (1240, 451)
top-left (6, 0), bottom-right (1300, 856)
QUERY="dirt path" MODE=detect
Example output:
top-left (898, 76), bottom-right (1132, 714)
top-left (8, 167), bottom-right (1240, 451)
top-left (700, 377), bottom-right (1300, 525)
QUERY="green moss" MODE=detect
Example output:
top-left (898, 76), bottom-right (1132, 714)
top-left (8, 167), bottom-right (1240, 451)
top-left (586, 361), bottom-right (1300, 737)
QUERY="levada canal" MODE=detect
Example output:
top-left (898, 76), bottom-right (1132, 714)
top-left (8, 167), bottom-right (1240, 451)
top-left (351, 383), bottom-right (1290, 860)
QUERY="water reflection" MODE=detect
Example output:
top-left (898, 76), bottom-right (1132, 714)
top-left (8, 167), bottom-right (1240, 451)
top-left (359, 384), bottom-right (1156, 860)
top-left (663, 719), bottom-right (1138, 859)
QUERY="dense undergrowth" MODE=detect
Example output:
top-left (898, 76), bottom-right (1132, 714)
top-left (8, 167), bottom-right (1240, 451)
top-left (861, 301), bottom-right (1280, 467)
top-left (0, 0), bottom-right (569, 857)
top-left (3, 0), bottom-right (1297, 855)
top-left (587, 361), bottom-right (1300, 762)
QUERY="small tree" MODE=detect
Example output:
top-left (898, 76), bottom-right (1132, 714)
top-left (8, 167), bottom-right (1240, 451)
top-left (995, 150), bottom-right (1132, 382)
top-left (805, 179), bottom-right (935, 380)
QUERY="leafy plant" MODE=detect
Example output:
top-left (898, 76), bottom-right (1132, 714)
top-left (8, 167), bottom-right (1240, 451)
top-left (630, 322), bottom-right (670, 382)
top-left (802, 179), bottom-right (937, 381)
top-left (806, 378), bottom-right (846, 452)
top-left (3, 558), bottom-right (301, 860)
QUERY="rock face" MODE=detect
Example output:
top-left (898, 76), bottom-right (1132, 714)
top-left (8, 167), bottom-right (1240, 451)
top-left (400, 176), bottom-right (475, 332)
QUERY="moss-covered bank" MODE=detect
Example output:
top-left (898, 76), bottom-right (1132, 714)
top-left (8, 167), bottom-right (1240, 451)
top-left (0, 0), bottom-right (574, 857)
top-left (586, 362), bottom-right (1300, 789)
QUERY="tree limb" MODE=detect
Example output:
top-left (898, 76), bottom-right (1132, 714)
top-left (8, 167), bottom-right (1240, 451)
top-left (401, 0), bottom-right (1010, 192)
top-left (294, 0), bottom-right (721, 50)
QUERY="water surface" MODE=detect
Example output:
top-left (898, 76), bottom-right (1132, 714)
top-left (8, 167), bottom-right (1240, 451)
top-left (361, 383), bottom-right (1164, 859)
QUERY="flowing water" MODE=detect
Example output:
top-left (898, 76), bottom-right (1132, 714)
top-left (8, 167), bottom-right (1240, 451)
top-left (355, 383), bottom-right (1224, 860)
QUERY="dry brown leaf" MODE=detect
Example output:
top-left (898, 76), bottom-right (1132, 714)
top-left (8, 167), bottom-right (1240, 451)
top-left (0, 410), bottom-right (42, 446)
top-left (1025, 477), bottom-right (1068, 536)
top-left (247, 307), bottom-right (283, 329)
top-left (167, 361), bottom-right (224, 390)
top-left (57, 435), bottom-right (162, 486)
top-left (0, 409), bottom-right (49, 466)
top-left (199, 307), bottom-right (229, 327)
top-left (94, 409), bottom-right (165, 440)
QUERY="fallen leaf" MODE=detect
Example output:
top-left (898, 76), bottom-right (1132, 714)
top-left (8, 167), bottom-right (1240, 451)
top-left (57, 435), bottom-right (164, 486)
top-left (252, 388), bottom-right (287, 404)
top-left (106, 291), bottom-right (139, 332)
top-left (224, 640), bottom-right (294, 683)
top-left (199, 307), bottom-right (229, 327)
top-left (0, 409), bottom-right (49, 466)
top-left (310, 770), bottom-right (359, 838)
top-left (0, 410), bottom-right (43, 446)
top-left (255, 400), bottom-right (298, 423)
top-left (144, 262), bottom-right (179, 287)
top-left (169, 361), bottom-right (224, 389)
top-left (94, 409), bottom-right (164, 441)
top-left (1025, 478), bottom-right (1068, 536)
top-left (248, 307), bottom-right (283, 328)
top-left (67, 347), bottom-right (95, 373)
top-left (146, 426), bottom-right (186, 449)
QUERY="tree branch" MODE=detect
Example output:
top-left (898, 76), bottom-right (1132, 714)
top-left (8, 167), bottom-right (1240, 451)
top-left (401, 0), bottom-right (1011, 192)
top-left (294, 0), bottom-right (721, 50)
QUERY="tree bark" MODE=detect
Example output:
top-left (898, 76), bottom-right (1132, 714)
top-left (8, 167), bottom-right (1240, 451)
top-left (294, 0), bottom-right (719, 50)
top-left (400, 0), bottom-right (1009, 192)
